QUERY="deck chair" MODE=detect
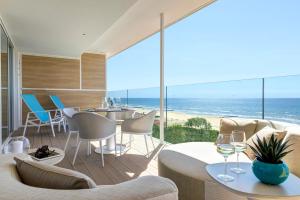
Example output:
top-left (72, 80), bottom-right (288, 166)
top-left (50, 95), bottom-right (66, 132)
top-left (22, 94), bottom-right (64, 137)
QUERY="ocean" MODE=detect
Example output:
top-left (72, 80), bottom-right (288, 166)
top-left (117, 98), bottom-right (300, 124)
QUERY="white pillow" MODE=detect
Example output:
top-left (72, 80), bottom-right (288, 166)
top-left (245, 126), bottom-right (286, 160)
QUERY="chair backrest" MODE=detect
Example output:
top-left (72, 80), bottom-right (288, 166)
top-left (21, 94), bottom-right (49, 123)
top-left (115, 109), bottom-right (135, 121)
top-left (50, 95), bottom-right (65, 109)
top-left (73, 112), bottom-right (116, 140)
top-left (122, 110), bottom-right (156, 133)
top-left (63, 108), bottom-right (78, 132)
top-left (137, 110), bottom-right (157, 132)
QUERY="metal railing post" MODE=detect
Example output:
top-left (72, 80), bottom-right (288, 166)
top-left (262, 78), bottom-right (265, 119)
top-left (165, 86), bottom-right (168, 128)
top-left (126, 89), bottom-right (128, 107)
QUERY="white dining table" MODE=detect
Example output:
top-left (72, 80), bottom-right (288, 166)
top-left (87, 107), bottom-right (128, 154)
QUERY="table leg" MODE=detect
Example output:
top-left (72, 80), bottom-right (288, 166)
top-left (94, 111), bottom-right (125, 154)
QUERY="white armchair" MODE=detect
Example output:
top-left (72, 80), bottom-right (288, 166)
top-left (72, 112), bottom-right (117, 167)
top-left (121, 110), bottom-right (157, 157)
top-left (63, 108), bottom-right (79, 152)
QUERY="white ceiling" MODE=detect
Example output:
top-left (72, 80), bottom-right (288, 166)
top-left (89, 0), bottom-right (215, 58)
top-left (0, 0), bottom-right (215, 58)
top-left (0, 0), bottom-right (137, 58)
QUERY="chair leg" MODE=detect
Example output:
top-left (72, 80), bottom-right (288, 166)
top-left (150, 135), bottom-right (155, 149)
top-left (64, 131), bottom-right (72, 152)
top-left (114, 135), bottom-right (117, 158)
top-left (63, 120), bottom-right (67, 133)
top-left (144, 135), bottom-right (149, 158)
top-left (48, 113), bottom-right (56, 137)
top-left (89, 141), bottom-right (92, 155)
top-left (37, 122), bottom-right (41, 133)
top-left (76, 133), bottom-right (79, 145)
top-left (22, 114), bottom-right (29, 137)
top-left (58, 121), bottom-right (61, 132)
top-left (120, 132), bottom-right (124, 156)
top-left (72, 141), bottom-right (81, 165)
top-left (100, 140), bottom-right (104, 167)
top-left (50, 122), bottom-right (55, 137)
top-left (87, 140), bottom-right (90, 156)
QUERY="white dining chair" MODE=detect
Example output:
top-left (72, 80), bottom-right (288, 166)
top-left (115, 109), bottom-right (135, 124)
top-left (72, 112), bottom-right (116, 167)
top-left (63, 108), bottom-right (79, 152)
top-left (121, 110), bottom-right (157, 157)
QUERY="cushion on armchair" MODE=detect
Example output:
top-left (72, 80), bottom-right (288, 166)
top-left (219, 118), bottom-right (257, 139)
top-left (282, 126), bottom-right (300, 177)
top-left (14, 157), bottom-right (97, 189)
top-left (244, 126), bottom-right (286, 160)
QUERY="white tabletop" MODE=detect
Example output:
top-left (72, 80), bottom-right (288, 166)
top-left (27, 147), bottom-right (65, 165)
top-left (86, 107), bottom-right (129, 112)
top-left (206, 162), bottom-right (300, 199)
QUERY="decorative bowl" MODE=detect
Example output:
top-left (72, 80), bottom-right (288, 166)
top-left (252, 159), bottom-right (289, 185)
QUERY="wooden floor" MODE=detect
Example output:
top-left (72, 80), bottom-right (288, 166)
top-left (13, 125), bottom-right (166, 185)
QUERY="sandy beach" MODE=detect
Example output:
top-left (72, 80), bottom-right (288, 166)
top-left (132, 107), bottom-right (221, 130)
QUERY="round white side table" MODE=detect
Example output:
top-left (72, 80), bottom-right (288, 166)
top-left (206, 162), bottom-right (300, 199)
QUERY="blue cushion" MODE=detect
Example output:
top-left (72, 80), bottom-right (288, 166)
top-left (50, 95), bottom-right (65, 109)
top-left (22, 94), bottom-right (50, 123)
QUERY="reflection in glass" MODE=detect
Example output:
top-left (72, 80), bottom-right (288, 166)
top-left (1, 25), bottom-right (9, 143)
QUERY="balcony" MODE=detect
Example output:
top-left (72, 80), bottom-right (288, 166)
top-left (1, 1), bottom-right (300, 200)
top-left (12, 125), bottom-right (163, 185)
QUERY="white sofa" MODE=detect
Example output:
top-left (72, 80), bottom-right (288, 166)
top-left (158, 118), bottom-right (300, 200)
top-left (0, 154), bottom-right (178, 200)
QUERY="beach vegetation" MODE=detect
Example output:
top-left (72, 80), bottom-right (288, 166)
top-left (184, 117), bottom-right (212, 130)
top-left (152, 123), bottom-right (218, 144)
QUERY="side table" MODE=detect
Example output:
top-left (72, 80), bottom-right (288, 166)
top-left (206, 162), bottom-right (300, 199)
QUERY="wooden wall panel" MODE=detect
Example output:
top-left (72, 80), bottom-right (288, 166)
top-left (22, 55), bottom-right (80, 89)
top-left (81, 53), bottom-right (106, 89)
top-left (1, 89), bottom-right (8, 126)
top-left (1, 53), bottom-right (8, 88)
top-left (21, 54), bottom-right (107, 124)
top-left (22, 90), bottom-right (105, 123)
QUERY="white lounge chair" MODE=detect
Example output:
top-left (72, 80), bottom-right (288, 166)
top-left (22, 94), bottom-right (64, 137)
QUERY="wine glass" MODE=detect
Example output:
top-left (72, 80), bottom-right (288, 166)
top-left (216, 134), bottom-right (235, 182)
top-left (230, 130), bottom-right (247, 174)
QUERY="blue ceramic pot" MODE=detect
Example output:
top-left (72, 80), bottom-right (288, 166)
top-left (252, 159), bottom-right (289, 185)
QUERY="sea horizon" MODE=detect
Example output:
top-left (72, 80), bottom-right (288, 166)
top-left (114, 97), bottom-right (300, 124)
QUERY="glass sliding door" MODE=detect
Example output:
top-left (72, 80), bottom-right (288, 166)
top-left (8, 43), bottom-right (14, 132)
top-left (1, 25), bottom-right (9, 144)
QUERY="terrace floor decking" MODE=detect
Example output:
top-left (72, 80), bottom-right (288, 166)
top-left (12, 126), bottom-right (166, 185)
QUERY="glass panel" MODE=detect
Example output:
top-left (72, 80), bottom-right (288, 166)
top-left (107, 32), bottom-right (161, 144)
top-left (127, 87), bottom-right (161, 140)
top-left (1, 25), bottom-right (9, 143)
top-left (107, 89), bottom-right (128, 107)
top-left (165, 79), bottom-right (262, 144)
top-left (8, 44), bottom-right (13, 131)
top-left (265, 75), bottom-right (300, 124)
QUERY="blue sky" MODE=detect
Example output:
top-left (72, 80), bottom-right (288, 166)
top-left (107, 0), bottom-right (300, 96)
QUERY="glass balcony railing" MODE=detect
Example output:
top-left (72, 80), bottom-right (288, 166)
top-left (107, 75), bottom-right (300, 144)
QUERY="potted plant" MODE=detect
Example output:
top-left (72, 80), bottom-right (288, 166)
top-left (249, 134), bottom-right (293, 185)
